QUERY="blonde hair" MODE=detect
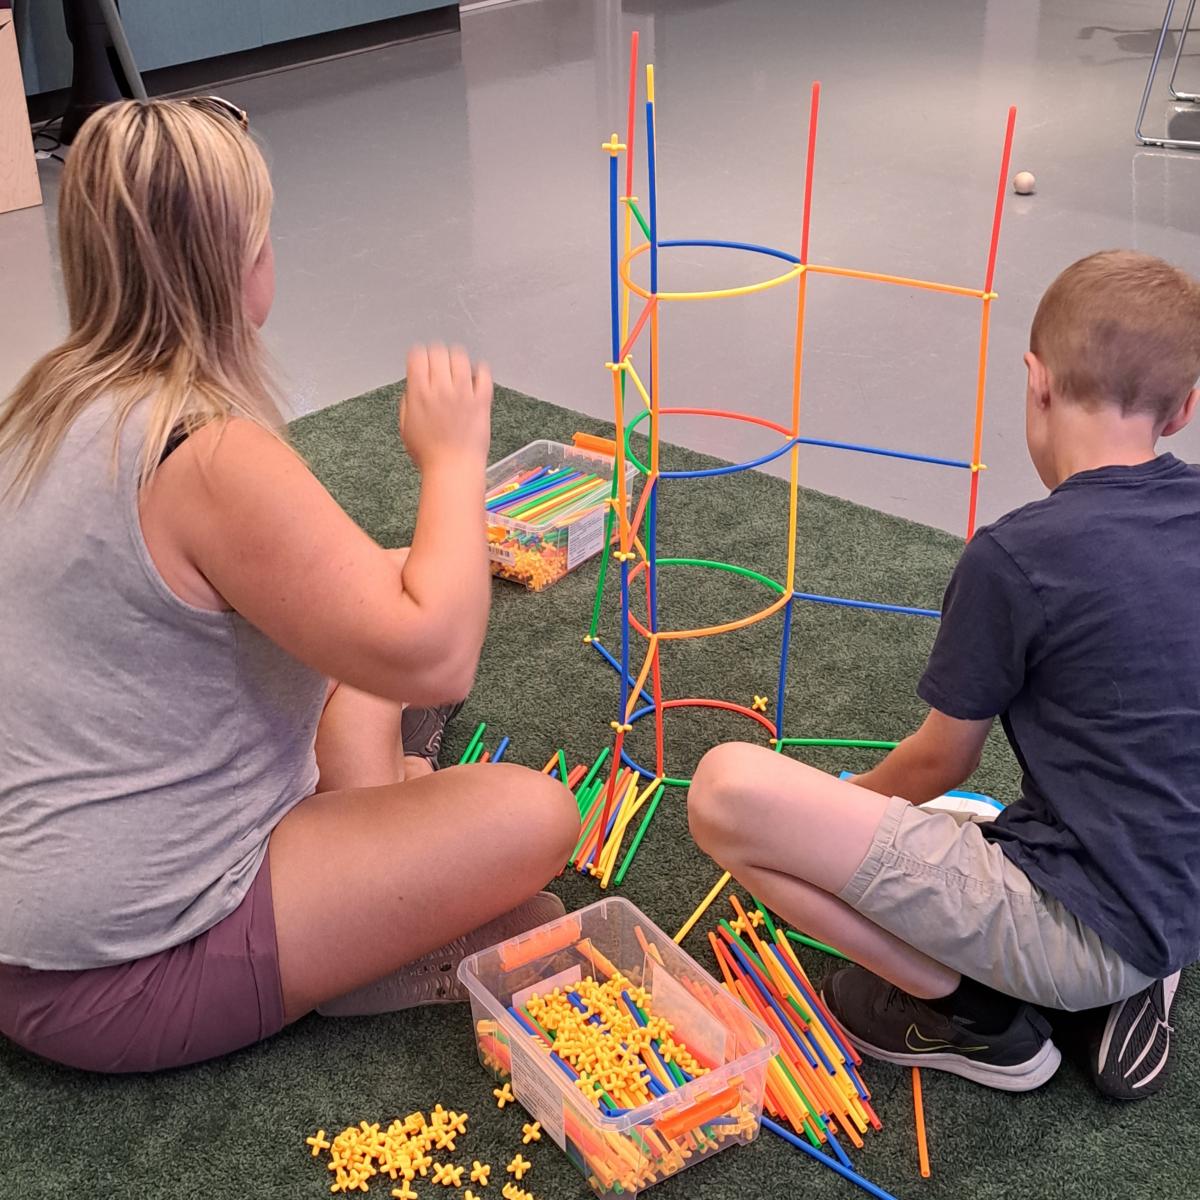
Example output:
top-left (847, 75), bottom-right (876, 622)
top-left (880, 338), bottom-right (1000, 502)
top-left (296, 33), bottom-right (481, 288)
top-left (1030, 250), bottom-right (1200, 424)
top-left (0, 98), bottom-right (282, 501)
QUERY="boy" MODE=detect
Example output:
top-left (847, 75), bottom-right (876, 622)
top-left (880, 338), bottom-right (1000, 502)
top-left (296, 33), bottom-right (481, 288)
top-left (688, 250), bottom-right (1200, 1098)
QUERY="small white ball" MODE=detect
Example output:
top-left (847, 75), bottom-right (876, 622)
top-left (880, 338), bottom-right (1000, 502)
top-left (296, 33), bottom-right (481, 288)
top-left (1013, 170), bottom-right (1036, 195)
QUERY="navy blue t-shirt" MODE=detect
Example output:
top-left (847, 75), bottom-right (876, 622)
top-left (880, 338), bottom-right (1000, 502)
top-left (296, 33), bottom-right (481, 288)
top-left (919, 454), bottom-right (1200, 979)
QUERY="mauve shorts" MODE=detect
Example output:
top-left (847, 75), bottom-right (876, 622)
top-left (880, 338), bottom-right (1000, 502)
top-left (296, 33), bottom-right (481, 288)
top-left (0, 852), bottom-right (285, 1073)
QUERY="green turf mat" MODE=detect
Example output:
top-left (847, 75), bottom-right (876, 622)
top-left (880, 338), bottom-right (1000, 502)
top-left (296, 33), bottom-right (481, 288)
top-left (1, 382), bottom-right (1194, 1200)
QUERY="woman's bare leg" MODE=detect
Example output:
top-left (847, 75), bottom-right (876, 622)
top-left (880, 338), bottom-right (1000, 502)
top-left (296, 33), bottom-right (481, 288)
top-left (688, 742), bottom-right (959, 998)
top-left (315, 680), bottom-right (432, 791)
top-left (270, 763), bottom-right (578, 1021)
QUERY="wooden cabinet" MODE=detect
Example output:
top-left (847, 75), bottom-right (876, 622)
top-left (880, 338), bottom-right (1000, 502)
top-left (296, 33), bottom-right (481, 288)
top-left (1, 9), bottom-right (42, 213)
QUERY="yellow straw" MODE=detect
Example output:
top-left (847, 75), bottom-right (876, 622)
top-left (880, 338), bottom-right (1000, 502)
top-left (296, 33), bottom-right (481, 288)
top-left (674, 871), bottom-right (732, 943)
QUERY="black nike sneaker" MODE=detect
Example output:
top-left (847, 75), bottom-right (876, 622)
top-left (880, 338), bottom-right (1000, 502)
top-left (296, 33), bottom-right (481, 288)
top-left (822, 965), bottom-right (1061, 1092)
top-left (1089, 972), bottom-right (1179, 1100)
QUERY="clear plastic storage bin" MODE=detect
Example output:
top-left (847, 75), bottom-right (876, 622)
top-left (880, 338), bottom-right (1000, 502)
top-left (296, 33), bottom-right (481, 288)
top-left (485, 440), bottom-right (637, 591)
top-left (457, 897), bottom-right (778, 1197)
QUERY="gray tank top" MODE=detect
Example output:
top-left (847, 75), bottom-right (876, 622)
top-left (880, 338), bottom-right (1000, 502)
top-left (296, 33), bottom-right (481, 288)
top-left (0, 401), bottom-right (326, 969)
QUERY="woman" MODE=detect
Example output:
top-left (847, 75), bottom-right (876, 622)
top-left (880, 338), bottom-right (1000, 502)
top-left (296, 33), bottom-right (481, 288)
top-left (0, 98), bottom-right (577, 1073)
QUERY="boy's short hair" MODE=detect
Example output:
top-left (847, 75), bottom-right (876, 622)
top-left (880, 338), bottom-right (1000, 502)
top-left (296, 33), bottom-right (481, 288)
top-left (1030, 250), bottom-right (1200, 423)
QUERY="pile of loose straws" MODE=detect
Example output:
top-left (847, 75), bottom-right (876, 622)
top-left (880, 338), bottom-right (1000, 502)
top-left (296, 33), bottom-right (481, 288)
top-left (563, 752), bottom-right (664, 888)
top-left (486, 464), bottom-right (613, 532)
top-left (701, 894), bottom-right (934, 1199)
top-left (455, 731), bottom-right (666, 887)
top-left (456, 723), bottom-right (511, 766)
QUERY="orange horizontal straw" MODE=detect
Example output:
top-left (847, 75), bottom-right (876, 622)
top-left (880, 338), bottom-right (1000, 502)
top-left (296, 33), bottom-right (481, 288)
top-left (805, 262), bottom-right (993, 299)
top-left (573, 431), bottom-right (616, 456)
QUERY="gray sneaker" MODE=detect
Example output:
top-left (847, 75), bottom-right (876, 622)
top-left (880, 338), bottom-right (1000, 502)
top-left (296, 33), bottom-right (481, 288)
top-left (316, 892), bottom-right (565, 1016)
top-left (400, 702), bottom-right (464, 769)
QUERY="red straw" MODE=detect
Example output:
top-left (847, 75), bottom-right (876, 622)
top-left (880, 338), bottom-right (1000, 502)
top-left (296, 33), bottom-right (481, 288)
top-left (800, 82), bottom-right (821, 265)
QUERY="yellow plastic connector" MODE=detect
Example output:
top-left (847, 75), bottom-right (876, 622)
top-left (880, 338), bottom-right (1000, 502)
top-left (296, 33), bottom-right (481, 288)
top-left (506, 1154), bottom-right (532, 1181)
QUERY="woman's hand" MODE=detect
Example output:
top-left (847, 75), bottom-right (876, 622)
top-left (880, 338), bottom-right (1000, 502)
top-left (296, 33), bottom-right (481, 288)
top-left (401, 344), bottom-right (492, 471)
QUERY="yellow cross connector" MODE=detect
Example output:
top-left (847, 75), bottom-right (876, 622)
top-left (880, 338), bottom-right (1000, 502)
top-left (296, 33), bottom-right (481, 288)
top-left (602, 133), bottom-right (626, 156)
top-left (751, 695), bottom-right (769, 712)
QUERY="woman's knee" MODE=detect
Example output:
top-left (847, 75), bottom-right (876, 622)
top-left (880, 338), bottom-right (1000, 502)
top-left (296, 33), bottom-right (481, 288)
top-left (492, 764), bottom-right (579, 871)
top-left (688, 743), bottom-right (757, 859)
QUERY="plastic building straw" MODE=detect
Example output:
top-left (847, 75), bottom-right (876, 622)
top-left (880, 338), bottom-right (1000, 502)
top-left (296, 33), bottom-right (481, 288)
top-left (674, 871), bottom-right (731, 943)
top-left (583, 33), bottom-right (1015, 805)
top-left (912, 1067), bottom-right (931, 1178)
top-left (458, 723), bottom-right (486, 765)
top-left (763, 1118), bottom-right (898, 1200)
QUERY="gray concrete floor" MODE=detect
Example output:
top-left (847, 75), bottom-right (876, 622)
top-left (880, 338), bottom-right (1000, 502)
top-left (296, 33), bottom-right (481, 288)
top-left (4, 0), bottom-right (1200, 533)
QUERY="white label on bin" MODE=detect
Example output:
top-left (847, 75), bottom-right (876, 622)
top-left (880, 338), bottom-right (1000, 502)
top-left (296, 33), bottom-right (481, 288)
top-left (487, 541), bottom-right (515, 565)
top-left (648, 961), bottom-right (731, 1067)
top-left (512, 965), bottom-right (582, 1013)
top-left (510, 1038), bottom-right (566, 1150)
top-left (567, 507), bottom-right (605, 571)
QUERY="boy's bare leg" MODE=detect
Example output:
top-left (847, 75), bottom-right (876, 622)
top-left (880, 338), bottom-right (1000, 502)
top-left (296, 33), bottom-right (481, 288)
top-left (270, 763), bottom-right (578, 1021)
top-left (688, 742), bottom-right (959, 998)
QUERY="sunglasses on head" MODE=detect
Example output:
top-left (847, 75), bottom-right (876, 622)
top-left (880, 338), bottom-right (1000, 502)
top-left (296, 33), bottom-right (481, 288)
top-left (185, 95), bottom-right (249, 131)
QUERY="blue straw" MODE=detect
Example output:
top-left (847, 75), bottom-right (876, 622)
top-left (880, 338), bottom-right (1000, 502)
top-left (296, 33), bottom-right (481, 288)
top-left (608, 149), bottom-right (621, 362)
top-left (768, 945), bottom-right (865, 1095)
top-left (485, 467), bottom-right (581, 512)
top-left (796, 434), bottom-right (972, 469)
top-left (792, 591), bottom-right (940, 619)
top-left (658, 237), bottom-right (800, 265)
top-left (491, 736), bottom-right (510, 764)
top-left (773, 596), bottom-right (794, 747)
top-left (825, 1129), bottom-right (854, 1170)
top-left (762, 1117), bottom-right (899, 1200)
top-left (588, 638), bottom-right (654, 705)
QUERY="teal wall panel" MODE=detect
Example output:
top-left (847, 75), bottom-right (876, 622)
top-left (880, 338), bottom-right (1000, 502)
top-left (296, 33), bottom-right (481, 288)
top-left (259, 0), bottom-right (445, 47)
top-left (19, 0), bottom-right (452, 96)
top-left (120, 0), bottom-right (264, 73)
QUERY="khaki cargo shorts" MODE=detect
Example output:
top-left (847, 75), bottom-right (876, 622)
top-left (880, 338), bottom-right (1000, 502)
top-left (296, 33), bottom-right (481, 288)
top-left (838, 797), bottom-right (1154, 1010)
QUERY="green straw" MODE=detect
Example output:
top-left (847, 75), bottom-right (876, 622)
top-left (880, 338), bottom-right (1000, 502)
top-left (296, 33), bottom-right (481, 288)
top-left (785, 928), bottom-right (852, 962)
top-left (577, 746), bottom-right (610, 797)
top-left (613, 783), bottom-right (664, 886)
top-left (627, 197), bottom-right (652, 241)
top-left (457, 722), bottom-right (485, 765)
top-left (776, 738), bottom-right (899, 750)
top-left (569, 790), bottom-right (606, 865)
top-left (783, 990), bottom-right (816, 1027)
top-left (774, 1052), bottom-right (827, 1147)
top-left (557, 749), bottom-right (570, 786)
top-left (507, 473), bottom-right (600, 518)
top-left (467, 740), bottom-right (487, 764)
top-left (575, 778), bottom-right (603, 822)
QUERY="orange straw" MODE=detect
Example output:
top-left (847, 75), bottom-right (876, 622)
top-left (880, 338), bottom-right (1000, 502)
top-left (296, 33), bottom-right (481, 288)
top-left (912, 1067), bottom-right (930, 1178)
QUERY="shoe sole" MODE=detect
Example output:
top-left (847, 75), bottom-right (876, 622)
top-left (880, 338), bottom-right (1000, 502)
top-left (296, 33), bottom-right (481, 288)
top-left (317, 892), bottom-right (565, 1017)
top-left (1094, 972), bottom-right (1178, 1099)
top-left (839, 1027), bottom-right (1062, 1092)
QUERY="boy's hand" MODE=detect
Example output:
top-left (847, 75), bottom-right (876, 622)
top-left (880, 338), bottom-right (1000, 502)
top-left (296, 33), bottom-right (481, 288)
top-left (400, 343), bottom-right (492, 471)
top-left (853, 709), bottom-right (992, 805)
